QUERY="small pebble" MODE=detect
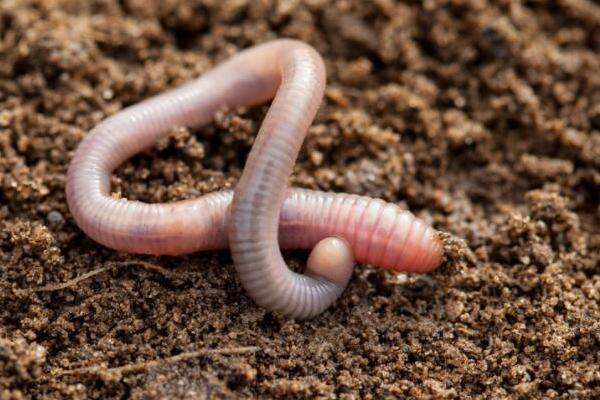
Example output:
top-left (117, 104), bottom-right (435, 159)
top-left (47, 211), bottom-right (64, 228)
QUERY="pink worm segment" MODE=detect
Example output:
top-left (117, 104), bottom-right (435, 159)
top-left (66, 40), bottom-right (443, 319)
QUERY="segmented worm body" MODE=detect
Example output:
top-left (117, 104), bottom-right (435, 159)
top-left (66, 40), bottom-right (443, 319)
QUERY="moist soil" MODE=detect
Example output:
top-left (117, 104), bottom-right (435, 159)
top-left (1, 1), bottom-right (599, 399)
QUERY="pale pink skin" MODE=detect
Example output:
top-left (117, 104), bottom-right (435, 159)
top-left (66, 40), bottom-right (443, 319)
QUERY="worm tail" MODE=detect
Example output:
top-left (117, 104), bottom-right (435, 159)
top-left (279, 190), bottom-right (443, 273)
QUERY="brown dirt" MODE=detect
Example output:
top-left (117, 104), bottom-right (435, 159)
top-left (1, 0), bottom-right (599, 399)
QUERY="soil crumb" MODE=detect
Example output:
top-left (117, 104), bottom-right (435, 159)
top-left (1, 0), bottom-right (599, 399)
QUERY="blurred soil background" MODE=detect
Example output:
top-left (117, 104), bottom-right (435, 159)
top-left (0, 0), bottom-right (599, 398)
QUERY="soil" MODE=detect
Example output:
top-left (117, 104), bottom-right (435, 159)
top-left (1, 0), bottom-right (599, 399)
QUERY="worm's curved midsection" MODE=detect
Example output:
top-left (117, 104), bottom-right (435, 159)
top-left (67, 39), bottom-right (287, 255)
top-left (227, 41), bottom-right (353, 318)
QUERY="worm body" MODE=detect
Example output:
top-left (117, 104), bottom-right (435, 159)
top-left (66, 40), bottom-right (443, 319)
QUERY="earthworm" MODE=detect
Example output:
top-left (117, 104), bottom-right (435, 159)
top-left (66, 39), bottom-right (443, 319)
